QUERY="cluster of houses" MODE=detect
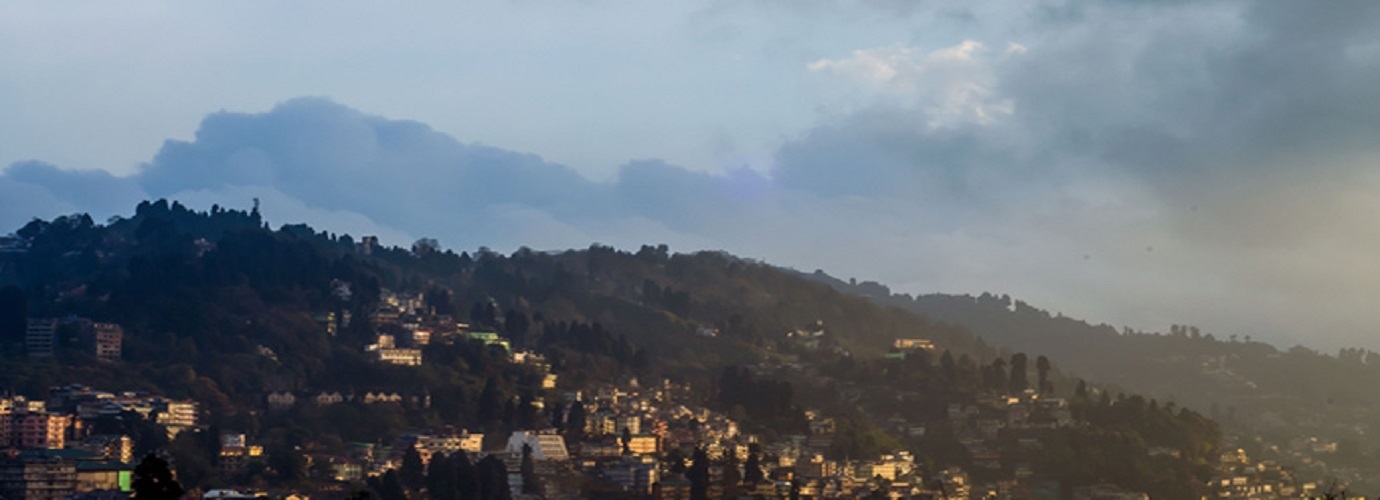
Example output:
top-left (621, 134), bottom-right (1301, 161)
top-left (0, 385), bottom-right (200, 499)
top-left (1209, 446), bottom-right (1322, 498)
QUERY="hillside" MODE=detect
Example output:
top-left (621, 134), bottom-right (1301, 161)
top-left (812, 273), bottom-right (1380, 492)
top-left (0, 201), bottom-right (1230, 498)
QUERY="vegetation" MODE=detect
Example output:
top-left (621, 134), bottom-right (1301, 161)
top-left (0, 201), bottom-right (1225, 495)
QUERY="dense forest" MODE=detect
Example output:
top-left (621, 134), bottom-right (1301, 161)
top-left (0, 200), bottom-right (1225, 497)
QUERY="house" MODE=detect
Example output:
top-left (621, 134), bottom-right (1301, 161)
top-left (266, 392), bottom-right (297, 410)
top-left (314, 392), bottom-right (345, 406)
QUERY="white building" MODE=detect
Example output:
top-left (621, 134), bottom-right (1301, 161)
top-left (506, 430), bottom-right (569, 461)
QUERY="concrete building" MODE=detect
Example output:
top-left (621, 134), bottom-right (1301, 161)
top-left (506, 431), bottom-right (569, 461)
top-left (25, 318), bottom-right (57, 359)
top-left (13, 413), bottom-right (70, 449)
top-left (0, 453), bottom-right (77, 500)
top-left (92, 324), bottom-right (122, 363)
top-left (151, 399), bottom-right (197, 438)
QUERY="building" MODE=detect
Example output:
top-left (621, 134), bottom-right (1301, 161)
top-left (92, 324), bottom-right (122, 363)
top-left (506, 431), bottom-right (569, 461)
top-left (74, 461), bottom-right (133, 494)
top-left (0, 453), bottom-right (77, 500)
top-left (151, 399), bottom-right (197, 438)
top-left (375, 348), bottom-right (423, 366)
top-left (600, 456), bottom-right (659, 495)
top-left (25, 318), bottom-right (57, 359)
top-left (13, 413), bottom-right (70, 449)
top-left (266, 392), bottom-right (297, 410)
top-left (416, 432), bottom-right (484, 455)
top-left (465, 332), bottom-right (511, 352)
top-left (892, 338), bottom-right (935, 351)
top-left (625, 435), bottom-right (659, 455)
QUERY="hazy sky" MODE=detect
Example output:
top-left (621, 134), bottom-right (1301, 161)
top-left (4, 1), bottom-right (1380, 351)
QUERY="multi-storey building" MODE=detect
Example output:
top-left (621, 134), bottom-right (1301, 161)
top-left (0, 453), bottom-right (77, 500)
top-left (13, 413), bottom-right (70, 449)
top-left (92, 324), bottom-right (122, 363)
top-left (25, 318), bottom-right (57, 359)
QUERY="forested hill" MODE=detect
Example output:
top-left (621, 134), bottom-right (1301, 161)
top-left (0, 200), bottom-right (1224, 497)
top-left (810, 272), bottom-right (1380, 491)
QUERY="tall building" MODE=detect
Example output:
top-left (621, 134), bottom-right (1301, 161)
top-left (25, 318), bottom-right (57, 359)
top-left (92, 323), bottom-right (122, 363)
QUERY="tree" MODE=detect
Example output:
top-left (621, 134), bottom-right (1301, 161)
top-left (1036, 355), bottom-right (1053, 394)
top-left (477, 455), bottom-right (512, 500)
top-left (566, 400), bottom-right (587, 440)
top-left (400, 445), bottom-right (425, 491)
top-left (369, 470), bottom-right (407, 500)
top-left (427, 453), bottom-right (458, 500)
top-left (477, 376), bottom-right (504, 425)
top-left (744, 449), bottom-right (764, 485)
top-left (132, 453), bottom-right (184, 500)
top-left (412, 237), bottom-right (441, 255)
top-left (687, 446), bottom-right (710, 500)
top-left (722, 446), bottom-right (742, 497)
top-left (1009, 353), bottom-right (1029, 394)
top-left (0, 286), bottom-right (25, 347)
top-left (521, 443), bottom-right (538, 494)
top-left (454, 451), bottom-right (481, 500)
top-left (939, 350), bottom-right (957, 382)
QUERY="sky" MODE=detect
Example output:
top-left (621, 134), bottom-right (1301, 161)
top-left (3, 1), bottom-right (1380, 351)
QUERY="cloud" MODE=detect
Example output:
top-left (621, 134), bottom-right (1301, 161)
top-left (808, 40), bottom-right (1018, 128)
top-left (5, 1), bottom-right (1380, 353)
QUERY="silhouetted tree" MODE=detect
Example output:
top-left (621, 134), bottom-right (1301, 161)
top-left (132, 453), bottom-right (184, 500)
top-left (400, 445), bottom-right (425, 491)
top-left (521, 443), bottom-right (538, 494)
top-left (1036, 355), bottom-right (1053, 394)
top-left (1009, 353), bottom-right (1029, 393)
top-left (567, 400), bottom-right (587, 440)
top-left (477, 455), bottom-right (512, 500)
top-left (688, 446), bottom-right (710, 500)
top-left (744, 449), bottom-right (764, 485)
